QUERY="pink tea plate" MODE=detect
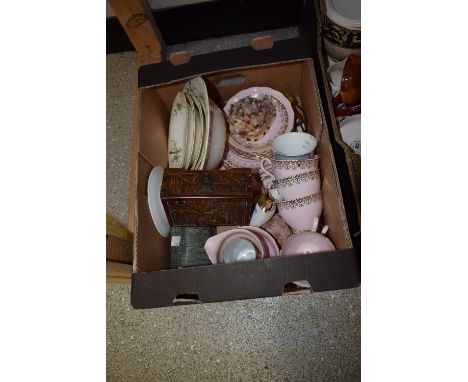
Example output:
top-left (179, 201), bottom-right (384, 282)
top-left (222, 87), bottom-right (294, 170)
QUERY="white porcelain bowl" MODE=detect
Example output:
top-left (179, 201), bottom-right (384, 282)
top-left (147, 166), bottom-right (170, 238)
top-left (323, 0), bottom-right (361, 60)
top-left (326, 0), bottom-right (361, 29)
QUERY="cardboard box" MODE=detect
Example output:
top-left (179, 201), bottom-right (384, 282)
top-left (131, 57), bottom-right (360, 308)
top-left (317, 52), bottom-right (361, 227)
top-left (313, 1), bottom-right (361, 247)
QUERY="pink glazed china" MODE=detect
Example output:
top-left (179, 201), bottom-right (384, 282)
top-left (204, 228), bottom-right (265, 264)
top-left (271, 170), bottom-right (321, 201)
top-left (221, 87), bottom-right (294, 171)
top-left (260, 155), bottom-right (320, 182)
top-left (261, 214), bottom-right (293, 247)
top-left (240, 226), bottom-right (280, 258)
top-left (282, 231), bottom-right (336, 256)
top-left (224, 87), bottom-right (294, 151)
top-left (218, 231), bottom-right (264, 264)
top-left (281, 230), bottom-right (336, 288)
top-left (276, 192), bottom-right (323, 232)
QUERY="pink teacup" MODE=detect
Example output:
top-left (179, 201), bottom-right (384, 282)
top-left (276, 192), bottom-right (323, 232)
top-left (281, 230), bottom-right (335, 288)
top-left (272, 132), bottom-right (317, 158)
top-left (218, 231), bottom-right (265, 264)
top-left (204, 228), bottom-right (265, 264)
top-left (272, 170), bottom-right (321, 201)
top-left (260, 156), bottom-right (320, 184)
top-left (282, 231), bottom-right (336, 256)
top-left (239, 226), bottom-right (280, 258)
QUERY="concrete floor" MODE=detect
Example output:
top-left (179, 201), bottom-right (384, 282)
top-left (107, 284), bottom-right (360, 381)
top-left (106, 36), bottom-right (360, 380)
top-left (106, 51), bottom-right (136, 226)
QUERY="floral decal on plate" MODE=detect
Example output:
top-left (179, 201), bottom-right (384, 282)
top-left (227, 94), bottom-right (291, 152)
top-left (169, 139), bottom-right (183, 164)
top-left (172, 102), bottom-right (184, 117)
top-left (228, 95), bottom-right (277, 145)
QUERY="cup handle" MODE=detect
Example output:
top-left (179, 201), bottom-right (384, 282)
top-left (260, 158), bottom-right (275, 180)
top-left (269, 188), bottom-right (283, 202)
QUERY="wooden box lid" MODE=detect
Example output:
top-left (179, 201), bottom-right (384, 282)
top-left (161, 168), bottom-right (253, 198)
top-left (160, 169), bottom-right (255, 226)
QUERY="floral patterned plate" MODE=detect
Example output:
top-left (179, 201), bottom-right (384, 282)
top-left (222, 87), bottom-right (294, 170)
top-left (183, 93), bottom-right (196, 169)
top-left (168, 91), bottom-right (188, 168)
top-left (183, 77), bottom-right (210, 170)
top-left (185, 92), bottom-right (205, 169)
top-left (224, 87), bottom-right (294, 152)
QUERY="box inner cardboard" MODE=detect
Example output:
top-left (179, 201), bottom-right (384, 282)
top-left (317, 50), bottom-right (361, 224)
top-left (135, 59), bottom-right (352, 273)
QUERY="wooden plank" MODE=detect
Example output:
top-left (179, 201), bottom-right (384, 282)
top-left (107, 276), bottom-right (132, 284)
top-left (107, 0), bottom-right (166, 66)
top-left (107, 0), bottom-right (166, 241)
top-left (106, 261), bottom-right (133, 284)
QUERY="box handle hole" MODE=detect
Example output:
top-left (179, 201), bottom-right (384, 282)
top-left (173, 293), bottom-right (201, 305)
top-left (170, 51), bottom-right (191, 66)
top-left (251, 36), bottom-right (274, 51)
top-left (282, 281), bottom-right (313, 295)
top-left (212, 74), bottom-right (246, 87)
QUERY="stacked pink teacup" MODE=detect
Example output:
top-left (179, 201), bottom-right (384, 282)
top-left (260, 132), bottom-right (323, 232)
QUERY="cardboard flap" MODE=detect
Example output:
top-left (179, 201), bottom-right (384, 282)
top-left (251, 36), bottom-right (274, 51)
top-left (131, 250), bottom-right (359, 308)
top-left (138, 38), bottom-right (313, 89)
top-left (152, 0), bottom-right (309, 46)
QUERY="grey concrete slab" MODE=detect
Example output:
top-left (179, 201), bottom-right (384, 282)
top-left (106, 51), bottom-right (136, 226)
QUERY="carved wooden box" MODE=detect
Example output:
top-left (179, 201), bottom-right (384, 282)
top-left (160, 169), bottom-right (254, 226)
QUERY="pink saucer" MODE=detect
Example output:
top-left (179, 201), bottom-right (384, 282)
top-left (204, 228), bottom-right (265, 264)
top-left (239, 226), bottom-right (280, 258)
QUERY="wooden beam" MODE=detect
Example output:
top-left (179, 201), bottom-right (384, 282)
top-left (107, 0), bottom-right (166, 66)
top-left (106, 261), bottom-right (132, 284)
top-left (108, 0), bottom-right (165, 232)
